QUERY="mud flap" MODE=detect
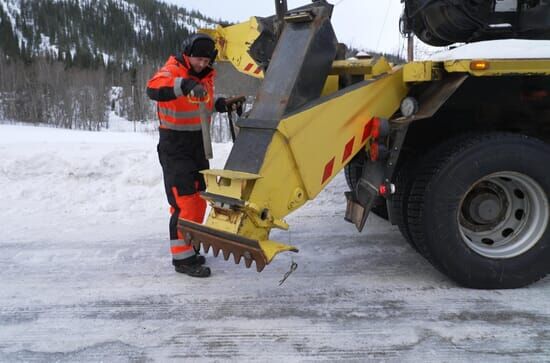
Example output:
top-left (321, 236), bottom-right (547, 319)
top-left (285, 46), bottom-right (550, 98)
top-left (345, 191), bottom-right (369, 232)
top-left (345, 155), bottom-right (386, 232)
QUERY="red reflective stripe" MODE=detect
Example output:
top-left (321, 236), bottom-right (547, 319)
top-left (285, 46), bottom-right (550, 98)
top-left (244, 63), bottom-right (254, 71)
top-left (254, 67), bottom-right (262, 74)
top-left (362, 118), bottom-right (374, 142)
top-left (171, 245), bottom-right (193, 255)
top-left (342, 137), bottom-right (355, 163)
top-left (322, 158), bottom-right (335, 184)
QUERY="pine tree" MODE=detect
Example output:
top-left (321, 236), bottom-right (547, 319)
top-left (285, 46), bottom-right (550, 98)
top-left (0, 8), bottom-right (20, 58)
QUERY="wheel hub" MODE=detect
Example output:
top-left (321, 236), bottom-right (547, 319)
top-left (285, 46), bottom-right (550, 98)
top-left (476, 198), bottom-right (501, 222)
top-left (458, 172), bottom-right (549, 259)
top-left (461, 182), bottom-right (508, 231)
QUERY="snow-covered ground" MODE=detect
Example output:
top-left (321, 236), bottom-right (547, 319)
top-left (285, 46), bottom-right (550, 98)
top-left (1, 124), bottom-right (549, 361)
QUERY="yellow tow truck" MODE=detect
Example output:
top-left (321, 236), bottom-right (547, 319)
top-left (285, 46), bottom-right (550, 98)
top-left (180, 0), bottom-right (550, 288)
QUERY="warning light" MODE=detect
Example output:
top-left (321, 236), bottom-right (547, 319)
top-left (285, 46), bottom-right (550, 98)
top-left (470, 60), bottom-right (490, 71)
top-left (378, 183), bottom-right (396, 196)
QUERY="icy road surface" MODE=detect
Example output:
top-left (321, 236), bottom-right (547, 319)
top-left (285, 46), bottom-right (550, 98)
top-left (1, 125), bottom-right (549, 361)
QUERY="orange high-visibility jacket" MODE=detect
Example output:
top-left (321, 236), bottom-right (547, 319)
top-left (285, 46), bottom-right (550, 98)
top-left (147, 55), bottom-right (215, 131)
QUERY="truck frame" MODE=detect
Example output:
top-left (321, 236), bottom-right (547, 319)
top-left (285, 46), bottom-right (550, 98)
top-left (179, 0), bottom-right (550, 288)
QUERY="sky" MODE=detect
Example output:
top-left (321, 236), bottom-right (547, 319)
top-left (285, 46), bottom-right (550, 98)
top-left (163, 0), bottom-right (406, 56)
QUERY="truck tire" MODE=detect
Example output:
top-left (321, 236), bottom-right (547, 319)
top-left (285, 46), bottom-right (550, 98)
top-left (407, 133), bottom-right (550, 289)
top-left (344, 151), bottom-right (365, 191)
top-left (344, 152), bottom-right (388, 220)
top-left (390, 156), bottom-right (420, 251)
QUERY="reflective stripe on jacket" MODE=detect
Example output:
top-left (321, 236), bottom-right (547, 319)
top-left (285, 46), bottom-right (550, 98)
top-left (147, 55), bottom-right (215, 131)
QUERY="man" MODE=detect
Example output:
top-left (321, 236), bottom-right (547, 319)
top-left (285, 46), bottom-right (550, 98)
top-left (146, 33), bottom-right (243, 278)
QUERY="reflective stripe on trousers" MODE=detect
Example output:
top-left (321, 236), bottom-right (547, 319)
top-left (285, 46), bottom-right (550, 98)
top-left (170, 239), bottom-right (196, 260)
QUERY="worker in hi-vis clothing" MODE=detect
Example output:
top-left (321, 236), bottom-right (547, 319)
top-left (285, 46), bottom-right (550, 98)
top-left (147, 33), bottom-right (243, 277)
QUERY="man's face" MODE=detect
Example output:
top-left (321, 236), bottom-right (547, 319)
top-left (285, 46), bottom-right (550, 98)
top-left (188, 56), bottom-right (211, 73)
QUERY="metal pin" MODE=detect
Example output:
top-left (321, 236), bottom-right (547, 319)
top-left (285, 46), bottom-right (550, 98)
top-left (279, 259), bottom-right (298, 286)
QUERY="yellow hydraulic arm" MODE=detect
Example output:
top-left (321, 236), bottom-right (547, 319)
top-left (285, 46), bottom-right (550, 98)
top-left (179, 1), bottom-right (409, 271)
top-left (179, 68), bottom-right (408, 272)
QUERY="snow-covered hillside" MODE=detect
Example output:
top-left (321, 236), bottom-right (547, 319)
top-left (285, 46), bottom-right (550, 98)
top-left (0, 0), bottom-right (219, 62)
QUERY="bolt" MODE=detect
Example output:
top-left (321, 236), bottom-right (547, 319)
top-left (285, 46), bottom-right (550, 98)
top-left (244, 251), bottom-right (252, 260)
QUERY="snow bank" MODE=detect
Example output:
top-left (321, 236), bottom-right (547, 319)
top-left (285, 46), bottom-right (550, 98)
top-left (0, 125), bottom-right (232, 243)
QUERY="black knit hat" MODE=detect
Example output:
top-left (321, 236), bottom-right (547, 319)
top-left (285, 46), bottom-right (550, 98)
top-left (187, 37), bottom-right (216, 58)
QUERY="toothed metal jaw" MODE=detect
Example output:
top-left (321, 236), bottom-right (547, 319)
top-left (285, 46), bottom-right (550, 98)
top-left (178, 219), bottom-right (268, 272)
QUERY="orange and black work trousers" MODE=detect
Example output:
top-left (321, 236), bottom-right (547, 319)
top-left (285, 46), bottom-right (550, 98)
top-left (157, 128), bottom-right (208, 262)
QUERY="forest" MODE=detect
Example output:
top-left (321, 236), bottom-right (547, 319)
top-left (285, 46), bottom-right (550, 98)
top-left (0, 0), bottom-right (400, 139)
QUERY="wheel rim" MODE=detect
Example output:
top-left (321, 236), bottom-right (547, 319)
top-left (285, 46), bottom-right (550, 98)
top-left (458, 172), bottom-right (549, 259)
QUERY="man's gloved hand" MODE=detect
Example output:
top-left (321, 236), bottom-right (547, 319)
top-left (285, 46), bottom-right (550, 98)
top-left (189, 84), bottom-right (207, 99)
top-left (180, 78), bottom-right (207, 98)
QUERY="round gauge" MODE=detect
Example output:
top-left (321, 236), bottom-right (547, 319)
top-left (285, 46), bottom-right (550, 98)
top-left (400, 97), bottom-right (419, 117)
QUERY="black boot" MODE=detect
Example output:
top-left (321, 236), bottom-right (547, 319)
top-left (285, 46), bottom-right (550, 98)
top-left (173, 254), bottom-right (205, 265)
top-left (195, 254), bottom-right (206, 265)
top-left (173, 257), bottom-right (211, 278)
top-left (193, 247), bottom-right (206, 265)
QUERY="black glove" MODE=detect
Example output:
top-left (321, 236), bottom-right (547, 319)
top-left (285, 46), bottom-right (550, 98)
top-left (180, 78), bottom-right (207, 98)
top-left (190, 84), bottom-right (207, 98)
